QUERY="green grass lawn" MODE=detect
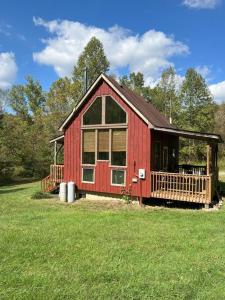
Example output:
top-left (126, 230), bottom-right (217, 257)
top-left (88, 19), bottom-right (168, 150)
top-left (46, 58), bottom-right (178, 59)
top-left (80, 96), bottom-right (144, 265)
top-left (1, 182), bottom-right (225, 299)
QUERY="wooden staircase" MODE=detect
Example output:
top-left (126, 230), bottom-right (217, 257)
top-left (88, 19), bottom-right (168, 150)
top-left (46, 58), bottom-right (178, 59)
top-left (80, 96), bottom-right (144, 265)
top-left (41, 165), bottom-right (64, 192)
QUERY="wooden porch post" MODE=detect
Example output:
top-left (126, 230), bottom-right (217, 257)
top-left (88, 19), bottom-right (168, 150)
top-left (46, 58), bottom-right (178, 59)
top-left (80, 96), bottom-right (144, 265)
top-left (54, 141), bottom-right (57, 165)
top-left (206, 144), bottom-right (211, 175)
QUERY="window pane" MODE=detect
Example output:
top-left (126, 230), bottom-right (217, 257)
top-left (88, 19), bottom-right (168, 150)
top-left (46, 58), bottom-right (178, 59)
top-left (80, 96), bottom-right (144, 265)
top-left (105, 96), bottom-right (126, 124)
top-left (111, 129), bottom-right (126, 166)
top-left (112, 170), bottom-right (125, 185)
top-left (83, 97), bottom-right (102, 125)
top-left (83, 153), bottom-right (95, 164)
top-left (83, 130), bottom-right (95, 164)
top-left (83, 168), bottom-right (94, 182)
top-left (98, 129), bottom-right (109, 160)
top-left (111, 152), bottom-right (126, 166)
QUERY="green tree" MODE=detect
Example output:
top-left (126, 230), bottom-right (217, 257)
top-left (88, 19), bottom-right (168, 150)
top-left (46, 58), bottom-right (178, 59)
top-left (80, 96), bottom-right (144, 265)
top-left (179, 68), bottom-right (216, 162)
top-left (180, 68), bottom-right (215, 132)
top-left (46, 77), bottom-right (80, 135)
top-left (73, 37), bottom-right (110, 92)
top-left (6, 77), bottom-right (52, 178)
top-left (9, 76), bottom-right (46, 121)
top-left (157, 67), bottom-right (181, 126)
top-left (123, 68), bottom-right (181, 127)
top-left (120, 72), bottom-right (145, 95)
top-left (0, 88), bottom-right (8, 114)
top-left (215, 102), bottom-right (225, 159)
top-left (0, 114), bottom-right (28, 180)
top-left (9, 85), bottom-right (29, 121)
top-left (25, 76), bottom-right (46, 117)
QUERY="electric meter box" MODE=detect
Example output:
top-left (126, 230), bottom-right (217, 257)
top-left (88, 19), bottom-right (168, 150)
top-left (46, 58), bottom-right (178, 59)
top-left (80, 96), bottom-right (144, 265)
top-left (138, 169), bottom-right (146, 179)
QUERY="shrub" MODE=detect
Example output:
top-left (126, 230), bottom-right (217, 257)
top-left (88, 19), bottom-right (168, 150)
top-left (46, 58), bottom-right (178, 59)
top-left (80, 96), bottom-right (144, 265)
top-left (31, 191), bottom-right (52, 200)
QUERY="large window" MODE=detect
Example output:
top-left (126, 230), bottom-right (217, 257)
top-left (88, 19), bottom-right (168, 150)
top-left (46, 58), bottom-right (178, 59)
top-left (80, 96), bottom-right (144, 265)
top-left (98, 129), bottom-right (109, 160)
top-left (82, 96), bottom-right (127, 185)
top-left (83, 97), bottom-right (102, 125)
top-left (82, 96), bottom-right (126, 125)
top-left (82, 130), bottom-right (95, 164)
top-left (105, 96), bottom-right (126, 124)
top-left (111, 129), bottom-right (126, 166)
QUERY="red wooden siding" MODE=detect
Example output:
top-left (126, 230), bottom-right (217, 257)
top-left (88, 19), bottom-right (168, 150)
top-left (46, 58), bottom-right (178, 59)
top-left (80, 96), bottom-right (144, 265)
top-left (64, 80), bottom-right (151, 198)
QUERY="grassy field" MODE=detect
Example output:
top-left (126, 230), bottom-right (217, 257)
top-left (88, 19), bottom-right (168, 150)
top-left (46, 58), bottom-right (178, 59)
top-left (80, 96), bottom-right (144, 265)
top-left (1, 182), bottom-right (225, 299)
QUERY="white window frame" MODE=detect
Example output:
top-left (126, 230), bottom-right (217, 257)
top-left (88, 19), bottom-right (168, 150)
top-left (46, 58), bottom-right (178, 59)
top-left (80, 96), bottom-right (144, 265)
top-left (110, 128), bottom-right (127, 168)
top-left (111, 169), bottom-right (126, 186)
top-left (82, 167), bottom-right (95, 184)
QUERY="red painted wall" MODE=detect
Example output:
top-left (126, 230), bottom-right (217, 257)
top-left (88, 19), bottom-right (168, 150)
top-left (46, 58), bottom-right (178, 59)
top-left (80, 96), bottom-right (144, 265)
top-left (64, 80), bottom-right (151, 198)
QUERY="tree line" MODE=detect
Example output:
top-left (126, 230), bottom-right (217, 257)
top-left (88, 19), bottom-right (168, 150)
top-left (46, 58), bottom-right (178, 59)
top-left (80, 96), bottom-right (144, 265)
top-left (0, 37), bottom-right (224, 181)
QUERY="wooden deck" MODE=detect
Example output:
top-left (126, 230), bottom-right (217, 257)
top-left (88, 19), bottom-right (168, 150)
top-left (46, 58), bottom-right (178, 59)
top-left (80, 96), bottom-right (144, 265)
top-left (151, 171), bottom-right (213, 204)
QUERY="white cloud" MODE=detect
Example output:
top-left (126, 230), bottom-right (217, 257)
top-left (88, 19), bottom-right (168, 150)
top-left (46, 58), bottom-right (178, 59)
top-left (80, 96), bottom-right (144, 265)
top-left (195, 65), bottom-right (211, 78)
top-left (33, 17), bottom-right (189, 82)
top-left (209, 81), bottom-right (225, 103)
top-left (183, 0), bottom-right (220, 9)
top-left (0, 52), bottom-right (17, 89)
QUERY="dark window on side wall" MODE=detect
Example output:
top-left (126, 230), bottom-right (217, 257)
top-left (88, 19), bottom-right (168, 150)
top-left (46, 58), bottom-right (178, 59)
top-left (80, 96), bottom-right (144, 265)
top-left (83, 97), bottom-right (102, 125)
top-left (82, 130), bottom-right (95, 164)
top-left (105, 96), bottom-right (126, 124)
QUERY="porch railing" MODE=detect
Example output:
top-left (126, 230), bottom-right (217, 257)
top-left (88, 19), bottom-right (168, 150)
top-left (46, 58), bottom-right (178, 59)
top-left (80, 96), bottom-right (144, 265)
top-left (41, 164), bottom-right (64, 193)
top-left (178, 164), bottom-right (206, 175)
top-left (50, 164), bottom-right (64, 183)
top-left (151, 171), bottom-right (212, 204)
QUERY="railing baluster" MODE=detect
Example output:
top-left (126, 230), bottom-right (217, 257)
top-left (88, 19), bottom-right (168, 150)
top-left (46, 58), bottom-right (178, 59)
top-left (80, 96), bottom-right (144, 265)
top-left (150, 171), bottom-right (211, 204)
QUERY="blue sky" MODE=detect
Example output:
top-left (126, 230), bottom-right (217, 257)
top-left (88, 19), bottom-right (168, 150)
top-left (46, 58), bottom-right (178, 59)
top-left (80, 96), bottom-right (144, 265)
top-left (0, 0), bottom-right (225, 102)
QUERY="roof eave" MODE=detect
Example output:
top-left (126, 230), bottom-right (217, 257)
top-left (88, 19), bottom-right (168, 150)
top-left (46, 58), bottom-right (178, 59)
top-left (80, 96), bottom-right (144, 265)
top-left (153, 127), bottom-right (223, 143)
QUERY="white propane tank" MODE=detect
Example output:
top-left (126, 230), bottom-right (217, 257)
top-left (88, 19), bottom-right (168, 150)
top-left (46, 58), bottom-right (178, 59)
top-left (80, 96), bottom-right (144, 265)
top-left (59, 182), bottom-right (67, 202)
top-left (67, 182), bottom-right (75, 203)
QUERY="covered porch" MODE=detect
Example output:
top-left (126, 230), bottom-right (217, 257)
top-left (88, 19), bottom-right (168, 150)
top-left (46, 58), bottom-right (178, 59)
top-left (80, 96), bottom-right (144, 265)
top-left (150, 128), bottom-right (222, 205)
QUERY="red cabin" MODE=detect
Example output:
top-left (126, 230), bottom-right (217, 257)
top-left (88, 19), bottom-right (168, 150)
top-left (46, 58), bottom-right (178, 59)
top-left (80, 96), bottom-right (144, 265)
top-left (42, 74), bottom-right (222, 206)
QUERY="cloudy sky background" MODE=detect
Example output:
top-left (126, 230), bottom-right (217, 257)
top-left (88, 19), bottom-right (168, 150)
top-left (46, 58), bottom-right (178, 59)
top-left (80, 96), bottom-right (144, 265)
top-left (0, 0), bottom-right (225, 102)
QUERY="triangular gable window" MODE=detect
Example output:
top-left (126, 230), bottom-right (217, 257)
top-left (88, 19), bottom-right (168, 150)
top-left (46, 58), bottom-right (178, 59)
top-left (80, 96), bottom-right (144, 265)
top-left (83, 96), bottom-right (126, 125)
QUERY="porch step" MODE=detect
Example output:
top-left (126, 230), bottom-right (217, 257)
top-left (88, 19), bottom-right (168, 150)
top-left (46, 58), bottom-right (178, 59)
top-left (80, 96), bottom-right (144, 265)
top-left (41, 175), bottom-right (59, 193)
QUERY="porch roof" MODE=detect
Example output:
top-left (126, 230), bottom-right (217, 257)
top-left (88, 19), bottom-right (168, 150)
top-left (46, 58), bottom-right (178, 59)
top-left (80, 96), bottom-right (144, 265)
top-left (153, 127), bottom-right (223, 143)
top-left (49, 135), bottom-right (64, 144)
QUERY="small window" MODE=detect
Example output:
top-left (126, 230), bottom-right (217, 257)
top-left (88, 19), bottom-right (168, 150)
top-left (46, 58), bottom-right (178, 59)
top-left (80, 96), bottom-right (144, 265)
top-left (98, 129), bottom-right (109, 160)
top-left (112, 170), bottom-right (125, 185)
top-left (111, 129), bottom-right (126, 166)
top-left (82, 168), bottom-right (94, 183)
top-left (83, 97), bottom-right (102, 125)
top-left (105, 96), bottom-right (126, 124)
top-left (82, 130), bottom-right (95, 164)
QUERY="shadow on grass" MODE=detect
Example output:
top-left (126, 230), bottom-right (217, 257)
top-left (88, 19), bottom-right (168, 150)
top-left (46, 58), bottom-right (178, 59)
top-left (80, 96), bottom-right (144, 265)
top-left (0, 187), bottom-right (28, 195)
top-left (0, 178), bottom-right (39, 187)
top-left (144, 198), bottom-right (203, 210)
